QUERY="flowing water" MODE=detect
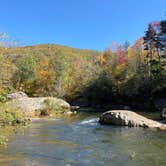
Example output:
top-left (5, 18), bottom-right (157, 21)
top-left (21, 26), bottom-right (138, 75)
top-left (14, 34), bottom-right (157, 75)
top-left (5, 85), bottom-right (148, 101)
top-left (0, 112), bottom-right (166, 166)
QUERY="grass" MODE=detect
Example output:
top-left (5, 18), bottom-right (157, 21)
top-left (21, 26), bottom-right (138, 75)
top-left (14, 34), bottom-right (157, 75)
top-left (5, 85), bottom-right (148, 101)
top-left (0, 102), bottom-right (30, 145)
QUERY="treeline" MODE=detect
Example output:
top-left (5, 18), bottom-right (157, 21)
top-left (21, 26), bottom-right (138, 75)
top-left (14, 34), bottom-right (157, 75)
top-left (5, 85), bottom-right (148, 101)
top-left (0, 44), bottom-right (101, 100)
top-left (85, 21), bottom-right (166, 109)
top-left (0, 20), bottom-right (166, 110)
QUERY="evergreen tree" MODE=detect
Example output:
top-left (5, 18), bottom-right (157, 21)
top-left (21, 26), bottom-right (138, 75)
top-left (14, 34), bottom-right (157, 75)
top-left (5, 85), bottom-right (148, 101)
top-left (160, 20), bottom-right (166, 77)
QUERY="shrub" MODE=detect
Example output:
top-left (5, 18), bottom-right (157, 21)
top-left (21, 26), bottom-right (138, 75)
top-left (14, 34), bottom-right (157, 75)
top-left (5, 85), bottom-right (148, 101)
top-left (0, 103), bottom-right (29, 126)
top-left (40, 98), bottom-right (66, 116)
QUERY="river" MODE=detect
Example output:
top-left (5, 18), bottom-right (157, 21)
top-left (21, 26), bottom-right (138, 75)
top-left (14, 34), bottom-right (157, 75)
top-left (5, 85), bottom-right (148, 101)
top-left (0, 112), bottom-right (166, 166)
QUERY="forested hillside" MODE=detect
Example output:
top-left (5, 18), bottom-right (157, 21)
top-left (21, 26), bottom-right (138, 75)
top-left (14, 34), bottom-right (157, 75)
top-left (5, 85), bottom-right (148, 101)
top-left (0, 20), bottom-right (166, 110)
top-left (0, 44), bottom-right (101, 98)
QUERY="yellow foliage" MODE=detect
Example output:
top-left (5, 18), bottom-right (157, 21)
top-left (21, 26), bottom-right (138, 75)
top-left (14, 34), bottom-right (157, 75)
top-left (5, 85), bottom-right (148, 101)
top-left (99, 49), bottom-right (114, 67)
top-left (99, 53), bottom-right (106, 64)
top-left (114, 64), bottom-right (124, 77)
top-left (37, 59), bottom-right (54, 81)
top-left (127, 47), bottom-right (135, 58)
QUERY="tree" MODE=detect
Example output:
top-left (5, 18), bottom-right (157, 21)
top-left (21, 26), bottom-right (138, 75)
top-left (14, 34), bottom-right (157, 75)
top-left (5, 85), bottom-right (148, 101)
top-left (116, 45), bottom-right (127, 65)
top-left (37, 57), bottom-right (55, 96)
top-left (160, 20), bottom-right (166, 78)
top-left (143, 23), bottom-right (164, 79)
top-left (0, 55), bottom-right (17, 94)
top-left (123, 40), bottom-right (130, 53)
top-left (160, 20), bottom-right (166, 34)
top-left (13, 56), bottom-right (37, 94)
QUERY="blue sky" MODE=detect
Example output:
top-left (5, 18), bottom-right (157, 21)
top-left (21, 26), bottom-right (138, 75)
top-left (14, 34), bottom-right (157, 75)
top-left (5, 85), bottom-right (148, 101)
top-left (0, 0), bottom-right (166, 50)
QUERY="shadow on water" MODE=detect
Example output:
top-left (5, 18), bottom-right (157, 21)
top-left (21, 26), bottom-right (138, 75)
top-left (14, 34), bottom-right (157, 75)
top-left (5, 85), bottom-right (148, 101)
top-left (0, 112), bottom-right (166, 166)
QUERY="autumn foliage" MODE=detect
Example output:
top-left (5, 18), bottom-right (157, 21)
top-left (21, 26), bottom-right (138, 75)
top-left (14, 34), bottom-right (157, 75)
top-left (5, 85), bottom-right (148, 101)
top-left (0, 20), bottom-right (165, 110)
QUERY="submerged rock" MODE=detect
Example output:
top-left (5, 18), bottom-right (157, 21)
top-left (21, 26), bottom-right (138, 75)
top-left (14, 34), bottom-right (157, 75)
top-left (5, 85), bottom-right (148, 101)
top-left (99, 110), bottom-right (166, 130)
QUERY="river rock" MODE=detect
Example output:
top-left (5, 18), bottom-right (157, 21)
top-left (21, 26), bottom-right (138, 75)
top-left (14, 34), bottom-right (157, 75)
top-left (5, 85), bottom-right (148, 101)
top-left (7, 91), bottom-right (28, 100)
top-left (99, 110), bottom-right (166, 130)
top-left (71, 106), bottom-right (80, 111)
top-left (7, 97), bottom-right (70, 117)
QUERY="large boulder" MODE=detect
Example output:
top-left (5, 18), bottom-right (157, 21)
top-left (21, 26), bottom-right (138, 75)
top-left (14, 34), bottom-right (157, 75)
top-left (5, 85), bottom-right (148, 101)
top-left (7, 97), bottom-right (71, 117)
top-left (99, 110), bottom-right (166, 130)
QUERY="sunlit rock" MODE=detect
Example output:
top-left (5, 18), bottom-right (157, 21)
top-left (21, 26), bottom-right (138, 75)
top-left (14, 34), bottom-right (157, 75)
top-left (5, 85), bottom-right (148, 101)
top-left (99, 110), bottom-right (166, 130)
